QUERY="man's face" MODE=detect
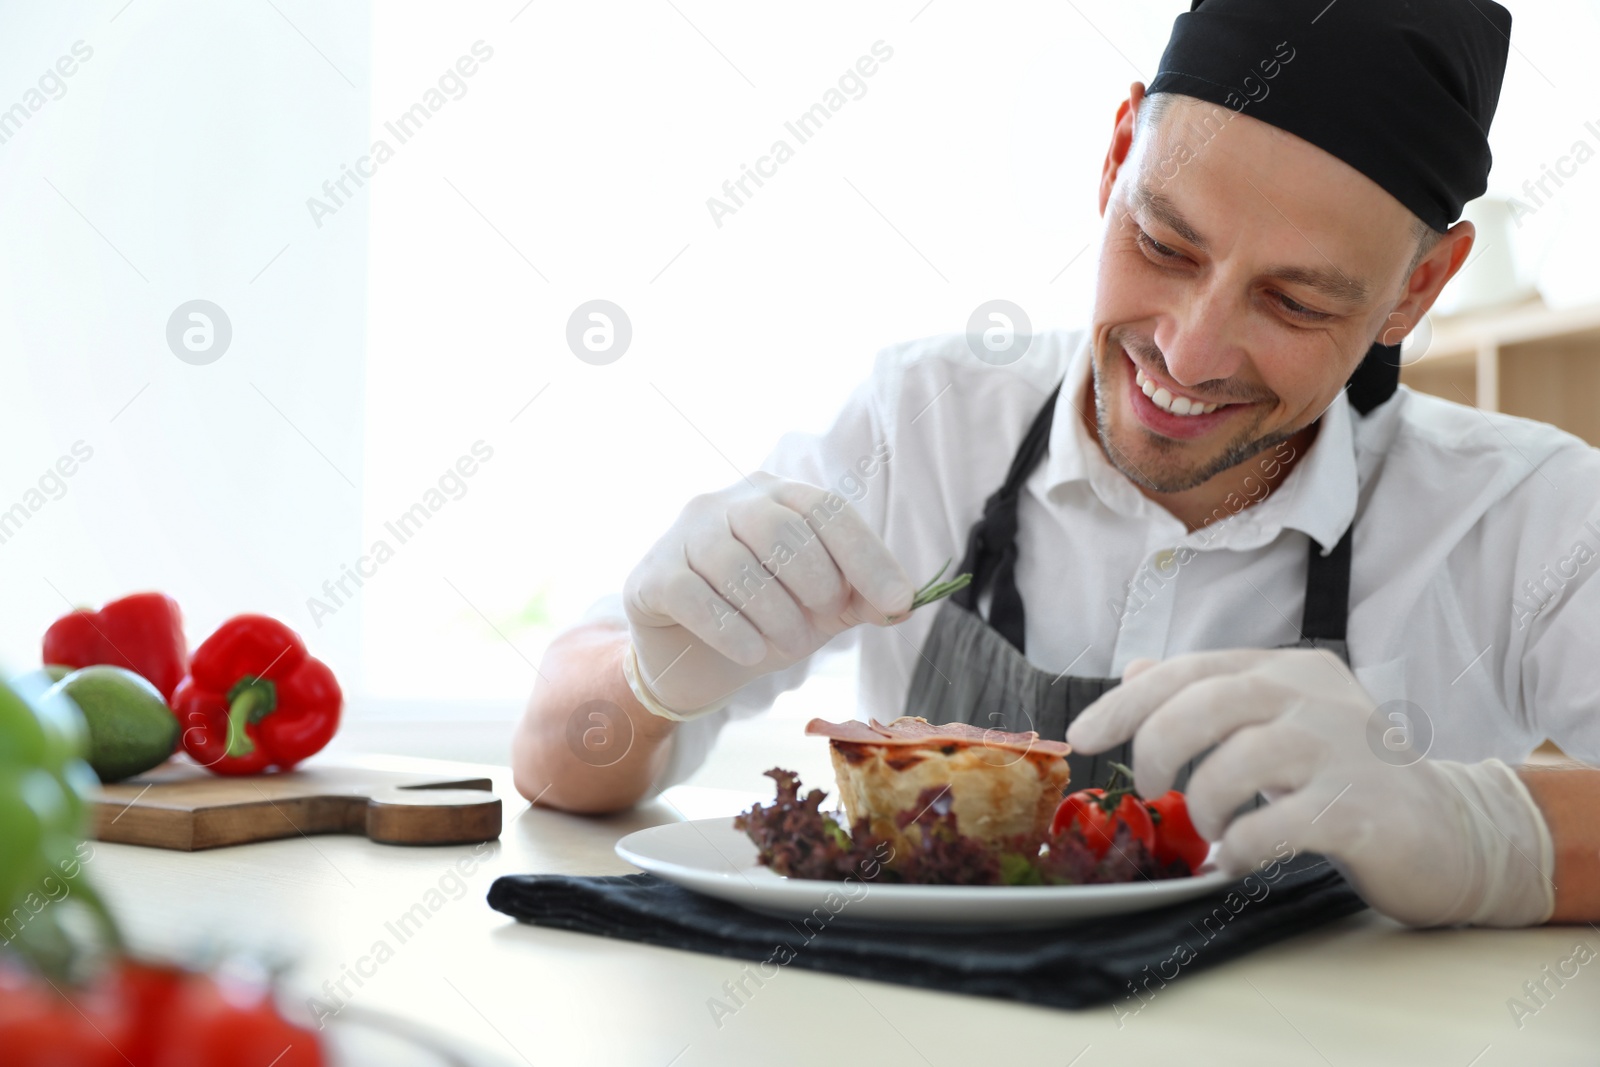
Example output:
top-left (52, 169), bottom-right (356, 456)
top-left (1090, 95), bottom-right (1422, 493)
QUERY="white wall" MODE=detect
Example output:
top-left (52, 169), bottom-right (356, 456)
top-left (1477, 1), bottom-right (1600, 309)
top-left (0, 2), bottom-right (369, 680)
top-left (357, 0), bottom-right (1149, 704)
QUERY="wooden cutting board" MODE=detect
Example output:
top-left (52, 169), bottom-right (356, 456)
top-left (93, 761), bottom-right (503, 851)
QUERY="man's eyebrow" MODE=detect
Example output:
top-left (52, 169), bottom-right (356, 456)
top-left (1264, 264), bottom-right (1369, 305)
top-left (1131, 181), bottom-right (1371, 306)
top-left (1131, 183), bottom-right (1208, 251)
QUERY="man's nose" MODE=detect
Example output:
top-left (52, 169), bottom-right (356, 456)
top-left (1153, 282), bottom-right (1246, 388)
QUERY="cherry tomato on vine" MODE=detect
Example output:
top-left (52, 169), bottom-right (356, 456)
top-left (1051, 787), bottom-right (1156, 858)
top-left (1146, 790), bottom-right (1211, 872)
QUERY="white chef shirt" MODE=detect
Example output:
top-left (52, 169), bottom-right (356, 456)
top-left (655, 327), bottom-right (1600, 787)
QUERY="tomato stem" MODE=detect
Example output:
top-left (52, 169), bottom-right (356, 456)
top-left (1091, 761), bottom-right (1144, 814)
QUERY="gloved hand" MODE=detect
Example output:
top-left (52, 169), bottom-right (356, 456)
top-left (1066, 648), bottom-right (1555, 927)
top-left (622, 472), bottom-right (915, 718)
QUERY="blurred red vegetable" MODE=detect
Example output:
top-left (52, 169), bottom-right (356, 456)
top-left (0, 958), bottom-right (325, 1067)
top-left (43, 593), bottom-right (189, 701)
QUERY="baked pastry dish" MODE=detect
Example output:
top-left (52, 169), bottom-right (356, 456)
top-left (805, 716), bottom-right (1071, 846)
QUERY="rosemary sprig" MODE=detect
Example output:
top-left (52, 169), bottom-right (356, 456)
top-left (908, 558), bottom-right (973, 610)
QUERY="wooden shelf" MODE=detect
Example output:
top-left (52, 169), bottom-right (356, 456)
top-left (1400, 299), bottom-right (1600, 445)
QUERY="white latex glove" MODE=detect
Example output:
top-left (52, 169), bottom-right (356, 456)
top-left (622, 472), bottom-right (915, 717)
top-left (1066, 648), bottom-right (1556, 928)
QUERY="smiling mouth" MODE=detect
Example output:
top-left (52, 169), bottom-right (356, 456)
top-left (1133, 365), bottom-right (1228, 417)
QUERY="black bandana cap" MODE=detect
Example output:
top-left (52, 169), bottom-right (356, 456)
top-left (1146, 0), bottom-right (1512, 415)
top-left (1148, 0), bottom-right (1511, 232)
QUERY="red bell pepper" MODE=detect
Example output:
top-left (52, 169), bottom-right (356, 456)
top-left (172, 615), bottom-right (341, 776)
top-left (42, 593), bottom-right (189, 701)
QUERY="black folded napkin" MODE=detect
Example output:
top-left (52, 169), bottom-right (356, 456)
top-left (487, 850), bottom-right (1366, 1011)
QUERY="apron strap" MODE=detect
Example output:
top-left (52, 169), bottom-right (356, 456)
top-left (951, 383), bottom-right (1064, 655)
top-left (1299, 524), bottom-right (1353, 644)
top-left (952, 376), bottom-right (1360, 655)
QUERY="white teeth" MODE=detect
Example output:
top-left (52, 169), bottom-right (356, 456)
top-left (1135, 366), bottom-right (1220, 416)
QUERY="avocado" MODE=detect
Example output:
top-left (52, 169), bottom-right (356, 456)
top-left (47, 666), bottom-right (179, 783)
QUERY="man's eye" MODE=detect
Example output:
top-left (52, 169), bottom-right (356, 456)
top-left (1135, 230), bottom-right (1183, 261)
top-left (1273, 292), bottom-right (1330, 321)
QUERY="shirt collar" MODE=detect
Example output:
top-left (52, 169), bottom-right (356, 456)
top-left (1041, 330), bottom-right (1359, 554)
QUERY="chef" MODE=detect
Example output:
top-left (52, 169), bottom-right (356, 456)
top-left (513, 0), bottom-right (1600, 927)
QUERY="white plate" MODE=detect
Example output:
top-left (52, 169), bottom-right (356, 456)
top-left (615, 818), bottom-right (1233, 927)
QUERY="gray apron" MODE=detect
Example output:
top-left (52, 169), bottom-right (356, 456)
top-left (905, 380), bottom-right (1355, 796)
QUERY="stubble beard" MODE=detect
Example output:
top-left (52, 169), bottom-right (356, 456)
top-left (1089, 333), bottom-right (1304, 495)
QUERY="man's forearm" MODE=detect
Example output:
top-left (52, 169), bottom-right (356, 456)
top-left (1519, 763), bottom-right (1600, 923)
top-left (511, 619), bottom-right (677, 814)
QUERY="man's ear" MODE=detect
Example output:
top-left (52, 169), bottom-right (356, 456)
top-left (1381, 221), bottom-right (1475, 346)
top-left (1099, 82), bottom-right (1146, 216)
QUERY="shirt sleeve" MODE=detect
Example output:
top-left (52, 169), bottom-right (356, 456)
top-left (1513, 446), bottom-right (1600, 763)
top-left (648, 358), bottom-right (896, 790)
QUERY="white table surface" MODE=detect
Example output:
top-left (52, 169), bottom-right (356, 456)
top-left (92, 751), bottom-right (1600, 1067)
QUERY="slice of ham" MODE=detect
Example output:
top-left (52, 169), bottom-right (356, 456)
top-left (804, 715), bottom-right (1070, 757)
